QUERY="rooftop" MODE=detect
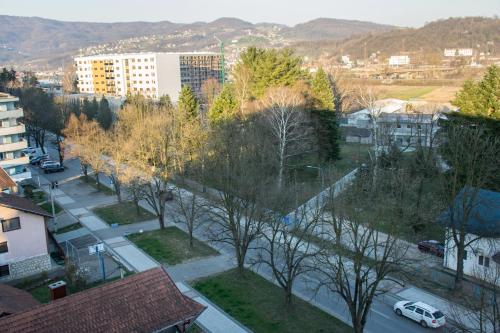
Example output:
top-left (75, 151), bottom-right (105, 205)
top-left (0, 192), bottom-right (51, 217)
top-left (0, 267), bottom-right (206, 333)
top-left (0, 284), bottom-right (40, 317)
top-left (0, 168), bottom-right (17, 190)
top-left (438, 187), bottom-right (500, 237)
top-left (74, 51), bottom-right (219, 60)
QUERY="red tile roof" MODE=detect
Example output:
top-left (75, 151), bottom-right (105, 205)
top-left (0, 268), bottom-right (205, 333)
top-left (0, 168), bottom-right (16, 189)
top-left (0, 284), bottom-right (40, 317)
top-left (0, 192), bottom-right (52, 217)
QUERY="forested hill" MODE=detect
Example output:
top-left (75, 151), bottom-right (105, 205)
top-left (0, 15), bottom-right (395, 67)
top-left (293, 17), bottom-right (500, 58)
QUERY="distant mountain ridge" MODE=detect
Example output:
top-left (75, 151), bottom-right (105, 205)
top-left (0, 15), bottom-right (396, 67)
top-left (292, 17), bottom-right (500, 59)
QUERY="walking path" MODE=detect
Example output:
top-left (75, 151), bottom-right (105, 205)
top-left (32, 167), bottom-right (251, 333)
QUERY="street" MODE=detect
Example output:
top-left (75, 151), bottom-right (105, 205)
top-left (32, 141), bottom-right (451, 333)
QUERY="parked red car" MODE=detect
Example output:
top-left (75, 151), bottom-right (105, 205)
top-left (417, 240), bottom-right (444, 258)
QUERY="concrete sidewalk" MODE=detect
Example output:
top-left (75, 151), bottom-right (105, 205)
top-left (34, 170), bottom-right (160, 273)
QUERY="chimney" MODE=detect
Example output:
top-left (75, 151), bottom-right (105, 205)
top-left (48, 281), bottom-right (67, 301)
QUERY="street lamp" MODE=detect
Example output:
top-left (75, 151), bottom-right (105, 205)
top-left (306, 165), bottom-right (324, 190)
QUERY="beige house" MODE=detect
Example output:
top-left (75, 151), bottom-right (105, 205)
top-left (0, 193), bottom-right (52, 280)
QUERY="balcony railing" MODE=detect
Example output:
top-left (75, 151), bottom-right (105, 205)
top-left (0, 124), bottom-right (26, 136)
top-left (0, 139), bottom-right (28, 153)
top-left (0, 108), bottom-right (23, 120)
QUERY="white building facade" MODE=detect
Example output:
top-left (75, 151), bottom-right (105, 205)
top-left (443, 48), bottom-right (474, 57)
top-left (75, 52), bottom-right (222, 102)
top-left (0, 94), bottom-right (30, 182)
top-left (444, 232), bottom-right (500, 286)
top-left (389, 55), bottom-right (410, 66)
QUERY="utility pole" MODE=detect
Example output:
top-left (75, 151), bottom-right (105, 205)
top-left (50, 181), bottom-right (58, 232)
top-left (214, 36), bottom-right (225, 85)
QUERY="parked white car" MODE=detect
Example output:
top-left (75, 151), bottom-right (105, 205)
top-left (394, 301), bottom-right (446, 328)
top-left (40, 160), bottom-right (58, 169)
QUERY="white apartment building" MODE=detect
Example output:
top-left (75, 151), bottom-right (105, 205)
top-left (75, 52), bottom-right (222, 102)
top-left (389, 55), bottom-right (410, 66)
top-left (0, 94), bottom-right (30, 182)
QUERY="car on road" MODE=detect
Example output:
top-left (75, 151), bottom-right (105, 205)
top-left (394, 301), bottom-right (446, 328)
top-left (40, 160), bottom-right (59, 169)
top-left (43, 162), bottom-right (64, 174)
top-left (418, 240), bottom-right (444, 258)
top-left (29, 154), bottom-right (50, 165)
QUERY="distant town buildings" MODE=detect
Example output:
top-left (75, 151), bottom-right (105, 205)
top-left (0, 93), bottom-right (30, 182)
top-left (443, 48), bottom-right (474, 57)
top-left (74, 52), bottom-right (222, 102)
top-left (388, 55), bottom-right (410, 66)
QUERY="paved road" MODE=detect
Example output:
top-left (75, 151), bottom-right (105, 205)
top-left (35, 141), bottom-right (451, 333)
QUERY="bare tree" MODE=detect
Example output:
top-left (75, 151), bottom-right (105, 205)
top-left (205, 120), bottom-right (271, 274)
top-left (449, 262), bottom-right (500, 333)
top-left (201, 78), bottom-right (221, 110)
top-left (64, 114), bottom-right (107, 190)
top-left (170, 184), bottom-right (206, 248)
top-left (262, 86), bottom-right (308, 188)
top-left (356, 86), bottom-right (383, 182)
top-left (254, 202), bottom-right (324, 306)
top-left (439, 119), bottom-right (500, 290)
top-left (315, 169), bottom-right (411, 333)
top-left (124, 104), bottom-right (178, 229)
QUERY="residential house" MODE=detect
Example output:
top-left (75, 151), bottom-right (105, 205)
top-left (0, 93), bottom-right (30, 182)
top-left (440, 188), bottom-right (500, 286)
top-left (0, 283), bottom-right (39, 318)
top-left (340, 99), bottom-right (443, 148)
top-left (0, 193), bottom-right (52, 280)
top-left (0, 267), bottom-right (206, 333)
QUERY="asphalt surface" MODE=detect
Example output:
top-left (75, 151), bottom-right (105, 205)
top-left (32, 139), bottom-right (452, 333)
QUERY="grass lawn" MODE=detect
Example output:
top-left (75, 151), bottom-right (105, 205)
top-left (377, 85), bottom-right (436, 100)
top-left (93, 201), bottom-right (155, 225)
top-left (40, 201), bottom-right (63, 214)
top-left (79, 175), bottom-right (114, 195)
top-left (53, 222), bottom-right (82, 234)
top-left (22, 275), bottom-right (130, 304)
top-left (193, 269), bottom-right (351, 333)
top-left (128, 227), bottom-right (218, 265)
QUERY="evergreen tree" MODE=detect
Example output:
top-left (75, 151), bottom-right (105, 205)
top-left (97, 97), bottom-right (113, 130)
top-left (159, 94), bottom-right (173, 109)
top-left (311, 67), bottom-right (335, 111)
top-left (178, 85), bottom-right (199, 120)
top-left (310, 109), bottom-right (340, 162)
top-left (453, 65), bottom-right (499, 119)
top-left (208, 84), bottom-right (239, 124)
top-left (235, 47), bottom-right (306, 99)
top-left (83, 97), bottom-right (98, 120)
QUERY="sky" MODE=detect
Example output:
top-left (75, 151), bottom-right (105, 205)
top-left (1, 0), bottom-right (499, 27)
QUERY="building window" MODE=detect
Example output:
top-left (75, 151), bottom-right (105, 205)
top-left (464, 250), bottom-right (468, 260)
top-left (479, 256), bottom-right (490, 268)
top-left (0, 264), bottom-right (9, 277)
top-left (2, 217), bottom-right (20, 232)
top-left (0, 241), bottom-right (8, 253)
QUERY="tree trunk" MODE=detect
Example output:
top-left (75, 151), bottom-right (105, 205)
top-left (158, 214), bottom-right (165, 229)
top-left (95, 173), bottom-right (101, 190)
top-left (285, 284), bottom-right (293, 306)
top-left (114, 178), bottom-right (122, 203)
top-left (454, 237), bottom-right (466, 291)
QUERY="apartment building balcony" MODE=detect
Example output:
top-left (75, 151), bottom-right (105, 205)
top-left (0, 155), bottom-right (29, 169)
top-left (0, 139), bottom-right (28, 153)
top-left (0, 124), bottom-right (26, 136)
top-left (0, 108), bottom-right (23, 120)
